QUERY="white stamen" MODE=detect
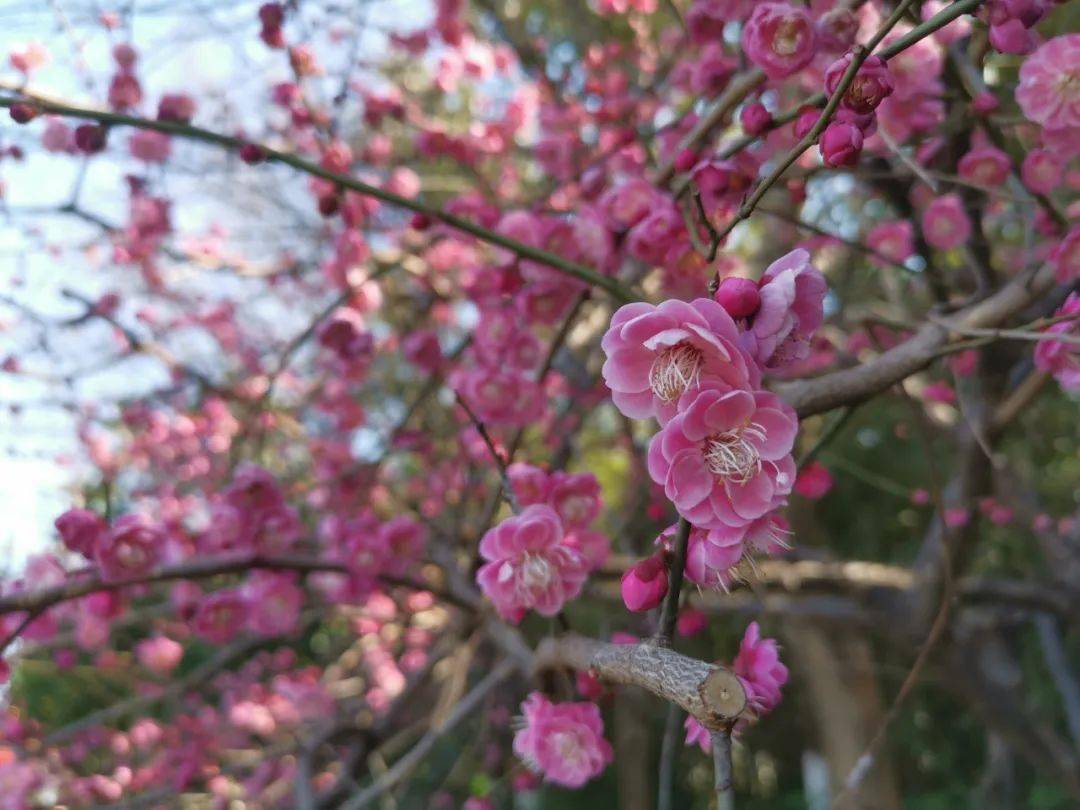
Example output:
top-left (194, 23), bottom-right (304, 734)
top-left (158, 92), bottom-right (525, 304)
top-left (649, 342), bottom-right (703, 402)
top-left (703, 422), bottom-right (765, 484)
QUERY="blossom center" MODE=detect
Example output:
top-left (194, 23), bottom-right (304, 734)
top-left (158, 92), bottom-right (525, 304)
top-left (521, 553), bottom-right (553, 590)
top-left (703, 424), bottom-right (764, 484)
top-left (772, 21), bottom-right (804, 57)
top-left (649, 342), bottom-right (703, 402)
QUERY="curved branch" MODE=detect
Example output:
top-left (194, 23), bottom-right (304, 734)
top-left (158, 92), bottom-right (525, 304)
top-left (0, 84), bottom-right (634, 303)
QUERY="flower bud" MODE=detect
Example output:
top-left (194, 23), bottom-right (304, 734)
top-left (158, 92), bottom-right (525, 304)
top-left (620, 554), bottom-right (668, 612)
top-left (713, 277), bottom-right (761, 320)
top-left (819, 121), bottom-right (863, 168)
top-left (740, 102), bottom-right (773, 137)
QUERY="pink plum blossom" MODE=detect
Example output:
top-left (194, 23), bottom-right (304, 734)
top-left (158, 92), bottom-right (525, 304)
top-left (824, 53), bottom-right (895, 115)
top-left (95, 515), bottom-right (161, 580)
top-left (1016, 35), bottom-right (1080, 132)
top-left (621, 553), bottom-right (668, 612)
top-left (55, 508), bottom-right (106, 558)
top-left (922, 194), bottom-right (972, 251)
top-left (647, 384), bottom-right (798, 530)
top-left (741, 3), bottom-right (817, 80)
top-left (135, 636), bottom-right (184, 675)
top-left (740, 249), bottom-right (827, 373)
top-left (476, 505), bottom-right (588, 622)
top-left (794, 461), bottom-right (833, 500)
top-left (733, 621), bottom-right (788, 716)
top-left (1050, 227), bottom-right (1078, 283)
top-left (1034, 293), bottom-right (1080, 392)
top-left (513, 693), bottom-right (613, 788)
top-left (601, 298), bottom-right (757, 425)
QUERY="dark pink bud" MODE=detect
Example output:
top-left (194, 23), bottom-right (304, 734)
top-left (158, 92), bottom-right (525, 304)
top-left (112, 43), bottom-right (137, 69)
top-left (260, 24), bottom-right (285, 49)
top-left (410, 212), bottom-right (432, 230)
top-left (620, 554), bottom-right (668, 613)
top-left (971, 91), bottom-right (1000, 115)
top-left (156, 93), bottom-right (195, 123)
top-left (740, 102), bottom-right (773, 137)
top-left (793, 106), bottom-right (820, 140)
top-left (239, 143), bottom-right (267, 164)
top-left (673, 148), bottom-right (698, 173)
top-left (74, 124), bottom-right (108, 154)
top-left (318, 194), bottom-right (340, 218)
top-left (988, 19), bottom-right (1035, 54)
top-left (819, 121), bottom-right (863, 168)
top-left (714, 277), bottom-right (761, 319)
top-left (258, 2), bottom-right (284, 27)
top-left (8, 103), bottom-right (37, 124)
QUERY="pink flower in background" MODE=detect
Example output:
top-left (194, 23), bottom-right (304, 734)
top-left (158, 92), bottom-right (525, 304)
top-left (957, 145), bottom-right (1011, 186)
top-left (922, 194), bottom-right (972, 250)
top-left (677, 608), bottom-right (708, 637)
top-left (156, 93), bottom-right (196, 122)
top-left (193, 589), bottom-right (248, 644)
top-left (686, 1), bottom-right (753, 44)
top-left (95, 514), bottom-right (161, 580)
top-left (244, 572), bottom-right (302, 637)
top-left (1050, 227), bottom-right (1078, 283)
top-left (647, 385), bottom-right (797, 530)
top-left (602, 298), bottom-right (757, 425)
top-left (54, 508), bottom-right (106, 558)
top-left (135, 636), bottom-right (184, 675)
top-left (452, 367), bottom-right (545, 426)
top-left (794, 462), bottom-right (833, 499)
top-left (733, 622), bottom-right (788, 716)
top-left (476, 505), bottom-right (588, 622)
top-left (128, 130), bottom-right (172, 164)
top-left (41, 119), bottom-right (75, 153)
top-left (742, 3), bottom-right (817, 80)
top-left (508, 463), bottom-right (551, 506)
top-left (513, 693), bottom-right (613, 788)
top-left (1034, 293), bottom-right (1080, 392)
top-left (9, 42), bottom-right (48, 73)
top-left (741, 249), bottom-right (827, 373)
top-left (547, 472), bottom-right (602, 529)
top-left (868, 221), bottom-right (914, 265)
top-left (402, 329), bottom-right (443, 372)
top-left (1016, 35), bottom-right (1080, 131)
top-left (1021, 149), bottom-right (1062, 194)
top-left (621, 553), bottom-right (668, 612)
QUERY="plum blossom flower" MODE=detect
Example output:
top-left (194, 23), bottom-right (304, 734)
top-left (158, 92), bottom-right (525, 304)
top-left (95, 514), bottom-right (161, 580)
top-left (513, 693), bottom-right (613, 788)
top-left (135, 636), bottom-right (184, 674)
top-left (824, 53), bottom-right (895, 115)
top-left (741, 3), bottom-right (817, 80)
top-left (663, 514), bottom-right (790, 590)
top-left (244, 572), bottom-right (303, 637)
top-left (1016, 35), bottom-right (1080, 132)
top-left (193, 589), bottom-right (248, 644)
top-left (740, 249), bottom-right (827, 373)
top-left (922, 194), bottom-right (972, 250)
top-left (1050, 227), bottom-right (1078, 283)
top-left (128, 130), bottom-right (172, 164)
top-left (868, 220), bottom-right (914, 265)
top-left (733, 621), bottom-right (788, 716)
top-left (957, 145), bottom-right (1011, 186)
top-left (451, 366), bottom-right (545, 427)
top-left (647, 385), bottom-right (798, 530)
top-left (794, 462), bottom-right (833, 499)
top-left (54, 508), bottom-right (106, 558)
top-left (1034, 293), bottom-right (1080, 392)
top-left (476, 505), bottom-right (588, 622)
top-left (1021, 148), bottom-right (1062, 194)
top-left (602, 298), bottom-right (757, 425)
top-left (547, 472), bottom-right (602, 530)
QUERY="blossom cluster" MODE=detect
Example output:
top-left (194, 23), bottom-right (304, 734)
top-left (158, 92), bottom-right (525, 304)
top-left (608, 249), bottom-right (823, 610)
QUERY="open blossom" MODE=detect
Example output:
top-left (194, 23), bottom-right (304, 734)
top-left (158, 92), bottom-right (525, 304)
top-left (602, 298), bottom-right (757, 425)
top-left (922, 194), bottom-right (972, 250)
top-left (667, 514), bottom-right (790, 590)
top-left (733, 621), bottom-right (788, 716)
top-left (547, 472), bottom-right (602, 529)
top-left (647, 384), bottom-right (798, 530)
top-left (824, 53), bottom-right (895, 114)
top-left (957, 145), bottom-right (1011, 186)
top-left (868, 220), bottom-right (914, 265)
top-left (741, 3), bottom-right (817, 80)
top-left (513, 693), bottom-right (613, 788)
top-left (1021, 149), bottom-right (1062, 194)
top-left (452, 366), bottom-right (545, 426)
top-left (740, 249), bottom-right (827, 373)
top-left (1034, 293), bottom-right (1080, 392)
top-left (95, 514), bottom-right (161, 580)
top-left (244, 572), bottom-right (303, 637)
top-left (193, 589), bottom-right (248, 644)
top-left (1016, 35), bottom-right (1080, 132)
top-left (476, 505), bottom-right (588, 622)
top-left (135, 636), bottom-right (184, 675)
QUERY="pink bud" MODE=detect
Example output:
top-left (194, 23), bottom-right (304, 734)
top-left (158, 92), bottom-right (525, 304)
top-left (112, 43), bottom-right (137, 69)
top-left (971, 91), bottom-right (1000, 115)
top-left (156, 93), bottom-right (195, 123)
top-left (9, 104), bottom-right (36, 124)
top-left (620, 554), bottom-right (668, 612)
top-left (74, 124), bottom-right (108, 154)
top-left (239, 143), bottom-right (267, 164)
top-left (676, 608), bottom-right (708, 638)
top-left (673, 148), bottom-right (698, 173)
top-left (819, 121), bottom-right (863, 168)
top-left (713, 277), bottom-right (761, 319)
top-left (740, 102), bottom-right (773, 137)
top-left (793, 106), bottom-right (820, 140)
